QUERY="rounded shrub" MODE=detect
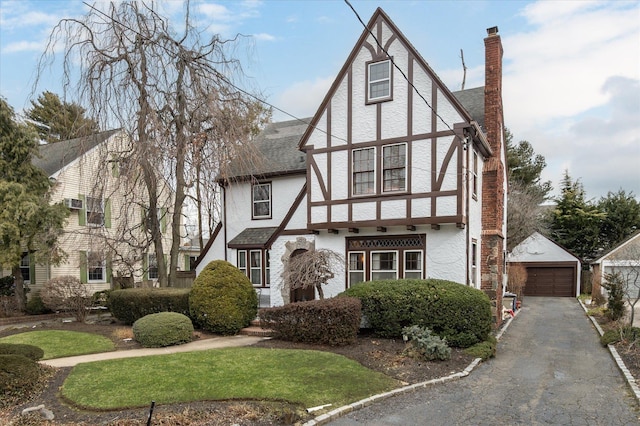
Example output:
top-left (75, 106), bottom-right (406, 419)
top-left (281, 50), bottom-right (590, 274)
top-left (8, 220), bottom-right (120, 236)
top-left (189, 260), bottom-right (258, 335)
top-left (25, 292), bottom-right (52, 315)
top-left (0, 354), bottom-right (40, 398)
top-left (0, 343), bottom-right (44, 361)
top-left (132, 312), bottom-right (194, 348)
top-left (341, 279), bottom-right (492, 347)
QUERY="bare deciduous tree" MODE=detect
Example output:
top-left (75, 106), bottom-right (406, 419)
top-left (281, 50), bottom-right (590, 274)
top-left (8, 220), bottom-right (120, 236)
top-left (283, 249), bottom-right (344, 300)
top-left (507, 180), bottom-right (549, 251)
top-left (38, 1), bottom-right (269, 286)
top-left (607, 243), bottom-right (640, 326)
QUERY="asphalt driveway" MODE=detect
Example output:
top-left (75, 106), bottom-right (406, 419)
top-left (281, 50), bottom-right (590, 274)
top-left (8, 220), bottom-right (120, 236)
top-left (329, 297), bottom-right (640, 425)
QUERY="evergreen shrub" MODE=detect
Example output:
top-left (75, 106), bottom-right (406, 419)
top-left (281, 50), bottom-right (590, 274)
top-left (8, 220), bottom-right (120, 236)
top-left (108, 288), bottom-right (191, 325)
top-left (25, 292), bottom-right (51, 315)
top-left (464, 335), bottom-right (497, 360)
top-left (0, 354), bottom-right (40, 398)
top-left (189, 260), bottom-right (258, 335)
top-left (260, 297), bottom-right (361, 346)
top-left (132, 312), bottom-right (194, 347)
top-left (402, 325), bottom-right (451, 361)
top-left (341, 279), bottom-right (491, 347)
top-left (0, 343), bottom-right (44, 361)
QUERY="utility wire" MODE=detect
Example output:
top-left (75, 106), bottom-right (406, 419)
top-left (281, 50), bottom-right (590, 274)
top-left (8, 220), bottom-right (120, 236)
top-left (343, 0), bottom-right (456, 134)
top-left (81, 1), bottom-right (347, 143)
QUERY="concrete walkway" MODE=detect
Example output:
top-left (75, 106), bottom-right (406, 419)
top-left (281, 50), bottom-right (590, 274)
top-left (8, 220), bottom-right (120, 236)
top-left (40, 335), bottom-right (268, 367)
top-left (329, 297), bottom-right (640, 425)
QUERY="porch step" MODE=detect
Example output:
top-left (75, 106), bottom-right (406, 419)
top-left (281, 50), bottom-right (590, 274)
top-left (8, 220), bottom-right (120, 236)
top-left (239, 325), bottom-right (274, 337)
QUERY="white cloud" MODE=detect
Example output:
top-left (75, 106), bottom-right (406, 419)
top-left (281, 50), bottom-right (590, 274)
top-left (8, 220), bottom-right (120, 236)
top-left (253, 33), bottom-right (275, 42)
top-left (2, 40), bottom-right (43, 53)
top-left (274, 76), bottom-right (334, 121)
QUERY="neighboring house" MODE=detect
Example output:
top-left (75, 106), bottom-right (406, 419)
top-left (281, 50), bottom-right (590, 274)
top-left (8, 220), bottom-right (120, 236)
top-left (1, 129), bottom-right (187, 295)
top-left (196, 8), bottom-right (507, 311)
top-left (591, 231), bottom-right (640, 297)
top-left (508, 232), bottom-right (582, 297)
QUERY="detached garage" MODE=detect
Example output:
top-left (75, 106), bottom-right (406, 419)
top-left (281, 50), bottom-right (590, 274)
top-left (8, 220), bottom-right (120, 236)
top-left (508, 232), bottom-right (581, 297)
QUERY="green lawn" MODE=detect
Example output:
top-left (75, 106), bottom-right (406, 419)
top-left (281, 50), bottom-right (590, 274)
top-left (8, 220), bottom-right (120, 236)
top-left (62, 347), bottom-right (399, 410)
top-left (0, 330), bottom-right (115, 359)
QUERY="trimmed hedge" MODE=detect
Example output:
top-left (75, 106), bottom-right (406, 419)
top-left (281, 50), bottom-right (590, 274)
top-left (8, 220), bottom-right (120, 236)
top-left (0, 354), bottom-right (40, 398)
top-left (108, 288), bottom-right (191, 325)
top-left (0, 343), bottom-right (44, 361)
top-left (341, 279), bottom-right (491, 348)
top-left (132, 312), bottom-right (194, 348)
top-left (189, 260), bottom-right (258, 335)
top-left (259, 297), bottom-right (361, 346)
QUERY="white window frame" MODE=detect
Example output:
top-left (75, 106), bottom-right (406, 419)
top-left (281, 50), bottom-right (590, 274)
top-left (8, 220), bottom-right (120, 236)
top-left (265, 251), bottom-right (270, 286)
top-left (368, 60), bottom-right (391, 101)
top-left (348, 251), bottom-right (366, 286)
top-left (249, 249), bottom-right (262, 285)
top-left (383, 143), bottom-right (407, 193)
top-left (147, 253), bottom-right (158, 280)
top-left (252, 183), bottom-right (271, 219)
top-left (471, 240), bottom-right (478, 286)
top-left (238, 250), bottom-right (247, 275)
top-left (86, 196), bottom-right (105, 226)
top-left (472, 151), bottom-right (479, 199)
top-left (404, 250), bottom-right (423, 279)
top-left (20, 252), bottom-right (30, 284)
top-left (352, 147), bottom-right (376, 196)
top-left (87, 251), bottom-right (105, 283)
top-left (371, 250), bottom-right (398, 281)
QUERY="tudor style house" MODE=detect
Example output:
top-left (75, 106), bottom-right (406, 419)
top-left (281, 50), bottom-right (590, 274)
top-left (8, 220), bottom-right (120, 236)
top-left (1, 129), bottom-right (189, 295)
top-left (196, 8), bottom-right (507, 311)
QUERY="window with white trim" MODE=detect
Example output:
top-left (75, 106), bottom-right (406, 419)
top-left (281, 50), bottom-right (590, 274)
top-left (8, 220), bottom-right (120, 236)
top-left (252, 183), bottom-right (271, 219)
top-left (472, 152), bottom-right (478, 198)
top-left (404, 251), bottom-right (422, 279)
top-left (148, 253), bottom-right (158, 280)
top-left (20, 252), bottom-right (30, 283)
top-left (86, 196), bottom-right (104, 226)
top-left (383, 143), bottom-right (406, 192)
top-left (353, 147), bottom-right (375, 195)
top-left (368, 60), bottom-right (391, 101)
top-left (87, 251), bottom-right (105, 282)
top-left (471, 240), bottom-right (478, 286)
top-left (237, 249), bottom-right (270, 287)
top-left (348, 252), bottom-right (365, 286)
top-left (371, 251), bottom-right (398, 280)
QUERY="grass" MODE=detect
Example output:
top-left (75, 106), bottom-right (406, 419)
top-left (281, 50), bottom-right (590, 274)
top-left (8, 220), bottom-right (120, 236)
top-left (62, 347), bottom-right (399, 410)
top-left (0, 330), bottom-right (115, 359)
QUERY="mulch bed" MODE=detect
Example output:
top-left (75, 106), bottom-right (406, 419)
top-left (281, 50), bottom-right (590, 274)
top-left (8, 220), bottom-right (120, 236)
top-left (0, 315), bottom-right (475, 425)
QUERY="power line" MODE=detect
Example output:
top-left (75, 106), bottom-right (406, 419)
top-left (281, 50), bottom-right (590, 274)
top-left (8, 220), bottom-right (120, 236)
top-left (343, 0), bottom-right (456, 134)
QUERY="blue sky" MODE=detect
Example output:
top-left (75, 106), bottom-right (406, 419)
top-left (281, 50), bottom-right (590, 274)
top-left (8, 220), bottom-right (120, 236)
top-left (1, 0), bottom-right (639, 200)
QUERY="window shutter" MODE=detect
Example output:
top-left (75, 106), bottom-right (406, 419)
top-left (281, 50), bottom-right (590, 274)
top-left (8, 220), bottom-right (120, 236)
top-left (184, 254), bottom-right (191, 271)
top-left (106, 253), bottom-right (112, 284)
top-left (104, 198), bottom-right (112, 228)
top-left (78, 195), bottom-right (86, 226)
top-left (142, 253), bottom-right (148, 281)
top-left (111, 155), bottom-right (119, 178)
top-left (160, 208), bottom-right (167, 233)
top-left (79, 251), bottom-right (88, 283)
top-left (29, 255), bottom-right (36, 285)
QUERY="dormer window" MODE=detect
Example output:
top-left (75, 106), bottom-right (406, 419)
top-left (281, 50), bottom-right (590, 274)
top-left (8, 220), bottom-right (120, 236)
top-left (367, 59), bottom-right (392, 102)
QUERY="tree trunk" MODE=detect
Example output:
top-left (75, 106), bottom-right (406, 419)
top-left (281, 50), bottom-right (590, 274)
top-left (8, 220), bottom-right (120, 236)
top-left (12, 265), bottom-right (26, 312)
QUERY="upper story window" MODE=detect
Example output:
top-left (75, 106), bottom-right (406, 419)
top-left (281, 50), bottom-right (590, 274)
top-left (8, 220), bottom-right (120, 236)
top-left (353, 148), bottom-right (375, 196)
top-left (383, 143), bottom-right (406, 192)
top-left (86, 196), bottom-right (105, 226)
top-left (367, 60), bottom-right (392, 102)
top-left (252, 183), bottom-right (271, 219)
top-left (472, 152), bottom-right (479, 199)
top-left (20, 252), bottom-right (30, 283)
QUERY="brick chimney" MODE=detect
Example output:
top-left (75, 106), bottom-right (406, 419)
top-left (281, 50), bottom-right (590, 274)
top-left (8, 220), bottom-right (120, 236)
top-left (481, 26), bottom-right (506, 327)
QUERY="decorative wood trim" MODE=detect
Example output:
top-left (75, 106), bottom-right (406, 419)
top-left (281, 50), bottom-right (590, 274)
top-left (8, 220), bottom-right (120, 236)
top-left (349, 228), bottom-right (360, 233)
top-left (266, 183), bottom-right (307, 248)
top-left (309, 189), bottom-right (458, 206)
top-left (406, 225), bottom-right (416, 231)
top-left (308, 157), bottom-right (329, 201)
top-left (192, 222), bottom-right (223, 269)
top-left (308, 215), bottom-right (465, 230)
top-left (377, 226), bottom-right (387, 232)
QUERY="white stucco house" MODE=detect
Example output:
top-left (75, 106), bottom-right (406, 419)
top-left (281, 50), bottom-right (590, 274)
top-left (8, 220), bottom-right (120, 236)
top-left (196, 8), bottom-right (508, 309)
top-left (508, 232), bottom-right (582, 298)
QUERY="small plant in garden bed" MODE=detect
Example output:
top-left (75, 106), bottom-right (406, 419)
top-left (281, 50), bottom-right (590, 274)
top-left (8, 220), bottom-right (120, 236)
top-left (401, 325), bottom-right (451, 361)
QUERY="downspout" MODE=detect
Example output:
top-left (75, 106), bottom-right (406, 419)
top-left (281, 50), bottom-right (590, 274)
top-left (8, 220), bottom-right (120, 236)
top-left (222, 182), bottom-right (228, 262)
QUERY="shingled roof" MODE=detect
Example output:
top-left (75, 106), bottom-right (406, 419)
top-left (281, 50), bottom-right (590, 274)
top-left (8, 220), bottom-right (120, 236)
top-left (224, 119), bottom-right (309, 180)
top-left (32, 129), bottom-right (120, 177)
top-left (453, 86), bottom-right (485, 131)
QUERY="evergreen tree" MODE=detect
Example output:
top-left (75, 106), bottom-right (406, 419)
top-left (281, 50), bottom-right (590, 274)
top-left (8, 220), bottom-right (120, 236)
top-left (548, 171), bottom-right (604, 260)
top-left (25, 91), bottom-right (99, 143)
top-left (0, 97), bottom-right (68, 310)
top-left (598, 189), bottom-right (640, 250)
